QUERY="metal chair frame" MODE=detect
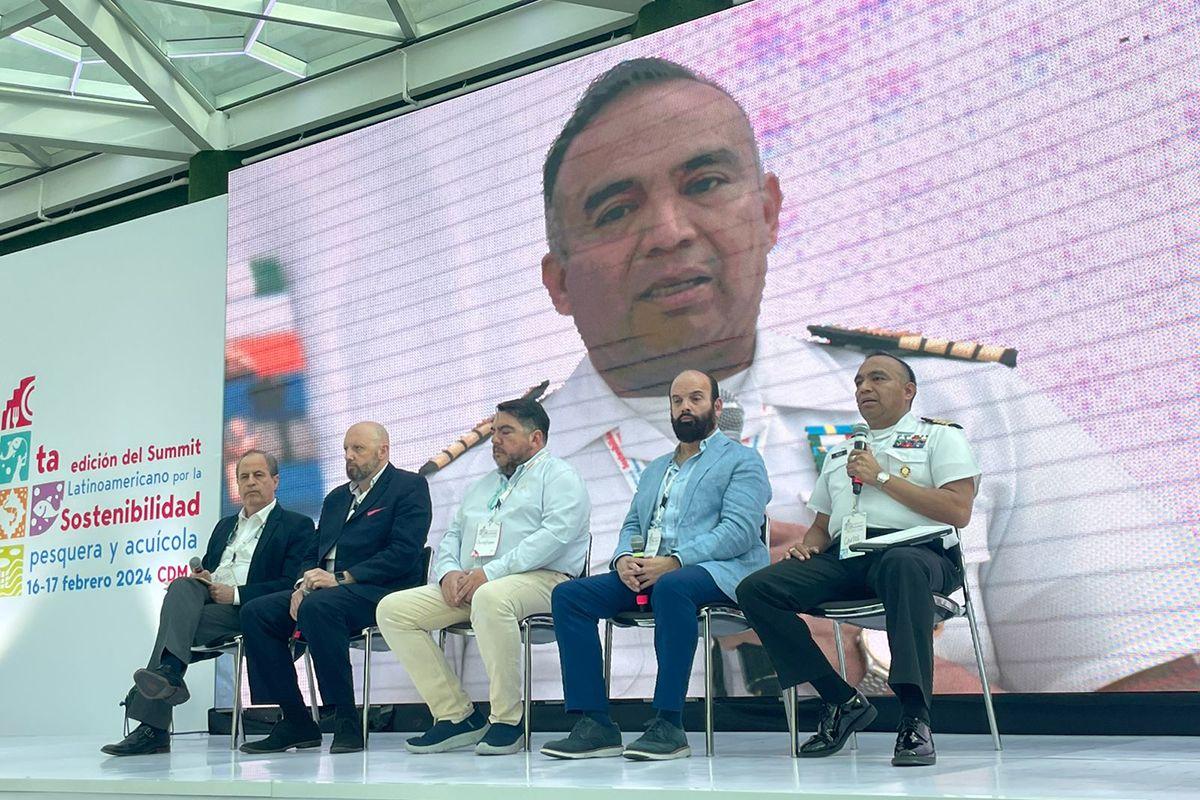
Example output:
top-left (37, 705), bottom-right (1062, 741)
top-left (784, 533), bottom-right (1002, 756)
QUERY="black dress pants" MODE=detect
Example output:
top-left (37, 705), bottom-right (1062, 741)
top-left (240, 586), bottom-right (378, 708)
top-left (737, 544), bottom-right (959, 711)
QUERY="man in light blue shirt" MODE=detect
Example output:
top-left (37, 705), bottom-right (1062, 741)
top-left (542, 370), bottom-right (770, 761)
top-left (376, 398), bottom-right (589, 755)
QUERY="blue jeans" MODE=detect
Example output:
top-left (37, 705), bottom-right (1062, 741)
top-left (551, 566), bottom-right (725, 713)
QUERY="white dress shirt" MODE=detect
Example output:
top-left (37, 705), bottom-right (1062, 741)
top-left (213, 499), bottom-right (276, 605)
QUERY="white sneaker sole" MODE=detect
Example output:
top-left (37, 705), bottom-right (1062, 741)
top-left (540, 744), bottom-right (625, 760)
top-left (475, 739), bottom-right (525, 755)
top-left (622, 745), bottom-right (691, 761)
top-left (405, 725), bottom-right (490, 754)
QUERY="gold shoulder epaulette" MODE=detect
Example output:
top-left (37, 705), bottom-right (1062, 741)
top-left (417, 380), bottom-right (550, 476)
top-left (920, 417), bottom-right (962, 429)
top-left (807, 324), bottom-right (1017, 367)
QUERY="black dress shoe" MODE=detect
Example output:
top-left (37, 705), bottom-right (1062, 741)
top-left (240, 718), bottom-right (322, 754)
top-left (892, 717), bottom-right (936, 766)
top-left (133, 666), bottom-right (190, 706)
top-left (330, 715), bottom-right (364, 754)
top-left (101, 723), bottom-right (170, 756)
top-left (798, 690), bottom-right (878, 757)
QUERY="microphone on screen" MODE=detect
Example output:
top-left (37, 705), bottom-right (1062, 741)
top-left (718, 391), bottom-right (745, 443)
top-left (630, 534), bottom-right (649, 611)
top-left (850, 423), bottom-right (870, 495)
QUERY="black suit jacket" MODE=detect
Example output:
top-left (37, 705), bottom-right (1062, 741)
top-left (310, 463), bottom-right (432, 603)
top-left (200, 503), bottom-right (316, 605)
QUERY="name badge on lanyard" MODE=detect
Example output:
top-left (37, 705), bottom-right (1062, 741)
top-left (839, 512), bottom-right (868, 560)
top-left (473, 521), bottom-right (502, 558)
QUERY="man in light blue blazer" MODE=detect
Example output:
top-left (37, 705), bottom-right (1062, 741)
top-left (542, 370), bottom-right (770, 761)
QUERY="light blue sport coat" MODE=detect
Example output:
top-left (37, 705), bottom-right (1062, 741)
top-left (611, 432), bottom-right (771, 600)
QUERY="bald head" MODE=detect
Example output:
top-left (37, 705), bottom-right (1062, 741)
top-left (344, 421), bottom-right (390, 487)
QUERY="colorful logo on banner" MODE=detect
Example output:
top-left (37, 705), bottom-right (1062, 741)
top-left (0, 487), bottom-right (28, 539)
top-left (0, 432), bottom-right (31, 486)
top-left (0, 376), bottom-right (34, 431)
top-left (29, 481), bottom-right (64, 537)
top-left (0, 545), bottom-right (21, 597)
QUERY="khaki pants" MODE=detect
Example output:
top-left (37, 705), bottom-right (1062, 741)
top-left (376, 570), bottom-right (569, 725)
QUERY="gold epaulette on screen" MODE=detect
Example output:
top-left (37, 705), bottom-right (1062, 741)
top-left (417, 380), bottom-right (551, 477)
top-left (807, 324), bottom-right (1018, 368)
top-left (920, 417), bottom-right (962, 429)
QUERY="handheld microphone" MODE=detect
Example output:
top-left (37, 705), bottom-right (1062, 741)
top-left (718, 392), bottom-right (745, 443)
top-left (850, 423), bottom-right (870, 495)
top-left (630, 534), bottom-right (649, 610)
top-left (189, 556), bottom-right (203, 572)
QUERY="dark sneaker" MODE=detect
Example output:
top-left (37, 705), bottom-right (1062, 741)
top-left (405, 709), bottom-right (488, 754)
top-left (133, 666), bottom-right (190, 706)
top-left (100, 723), bottom-right (170, 756)
top-left (541, 716), bottom-right (623, 760)
top-left (892, 717), bottom-right (936, 766)
top-left (239, 718), bottom-right (322, 754)
top-left (475, 720), bottom-right (524, 755)
top-left (799, 690), bottom-right (877, 758)
top-left (330, 715), bottom-right (364, 754)
top-left (623, 717), bottom-right (690, 761)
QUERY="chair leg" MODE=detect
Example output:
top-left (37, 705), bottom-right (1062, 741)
top-left (362, 629), bottom-right (372, 747)
top-left (303, 649), bottom-right (320, 724)
top-left (522, 620), bottom-right (533, 752)
top-left (963, 601), bottom-right (1002, 751)
top-left (785, 685), bottom-right (798, 758)
top-left (832, 622), bottom-right (857, 751)
top-left (703, 610), bottom-right (714, 757)
top-left (603, 620), bottom-right (613, 696)
top-left (230, 638), bottom-right (245, 751)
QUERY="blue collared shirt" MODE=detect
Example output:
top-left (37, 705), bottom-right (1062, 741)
top-left (435, 450), bottom-right (590, 582)
top-left (647, 429), bottom-right (722, 556)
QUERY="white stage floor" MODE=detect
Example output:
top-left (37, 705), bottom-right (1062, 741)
top-left (0, 732), bottom-right (1196, 800)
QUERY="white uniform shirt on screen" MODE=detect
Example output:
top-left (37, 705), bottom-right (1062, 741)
top-left (426, 330), bottom-right (1200, 695)
top-left (213, 499), bottom-right (276, 604)
top-left (808, 413), bottom-right (981, 542)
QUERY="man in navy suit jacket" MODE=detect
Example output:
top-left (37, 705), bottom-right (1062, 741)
top-left (543, 371), bottom-right (770, 762)
top-left (240, 422), bottom-right (432, 755)
top-left (101, 450), bottom-right (314, 757)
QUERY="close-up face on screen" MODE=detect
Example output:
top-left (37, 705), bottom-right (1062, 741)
top-left (224, 0), bottom-right (1200, 701)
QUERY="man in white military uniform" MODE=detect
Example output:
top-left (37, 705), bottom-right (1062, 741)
top-left (739, 352), bottom-right (980, 767)
top-left (426, 57), bottom-right (1200, 700)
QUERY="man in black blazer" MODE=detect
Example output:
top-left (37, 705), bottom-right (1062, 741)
top-left (101, 450), bottom-right (315, 756)
top-left (240, 422), bottom-right (432, 755)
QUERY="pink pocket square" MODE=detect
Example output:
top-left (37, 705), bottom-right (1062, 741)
top-left (366, 507), bottom-right (383, 517)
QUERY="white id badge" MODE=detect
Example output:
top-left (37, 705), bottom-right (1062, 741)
top-left (839, 512), bottom-right (868, 560)
top-left (644, 525), bottom-right (663, 557)
top-left (473, 522), bottom-right (502, 558)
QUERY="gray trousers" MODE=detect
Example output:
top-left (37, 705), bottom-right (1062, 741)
top-left (124, 578), bottom-right (241, 730)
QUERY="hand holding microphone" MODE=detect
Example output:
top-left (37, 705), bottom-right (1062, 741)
top-left (849, 423), bottom-right (870, 495)
top-left (629, 534), bottom-right (650, 610)
top-left (189, 556), bottom-right (213, 585)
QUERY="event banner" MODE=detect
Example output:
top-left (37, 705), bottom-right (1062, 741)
top-left (0, 198), bottom-right (226, 735)
top-left (225, 0), bottom-right (1199, 705)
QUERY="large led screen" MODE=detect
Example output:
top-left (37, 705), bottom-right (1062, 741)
top-left (225, 0), bottom-right (1200, 703)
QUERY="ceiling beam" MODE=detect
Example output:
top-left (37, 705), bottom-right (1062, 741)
top-left (141, 0), bottom-right (407, 41)
top-left (10, 26), bottom-right (83, 60)
top-left (10, 143), bottom-right (54, 168)
top-left (0, 152), bottom-right (38, 170)
top-left (39, 0), bottom-right (226, 150)
top-left (383, 0), bottom-right (417, 39)
top-left (227, 0), bottom-right (641, 147)
top-left (0, 152), bottom-right (182, 227)
top-left (0, 85), bottom-right (197, 159)
top-left (0, 1), bottom-right (52, 37)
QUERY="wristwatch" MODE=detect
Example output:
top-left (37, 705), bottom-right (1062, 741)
top-left (335, 571), bottom-right (348, 585)
top-left (876, 471), bottom-right (892, 487)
